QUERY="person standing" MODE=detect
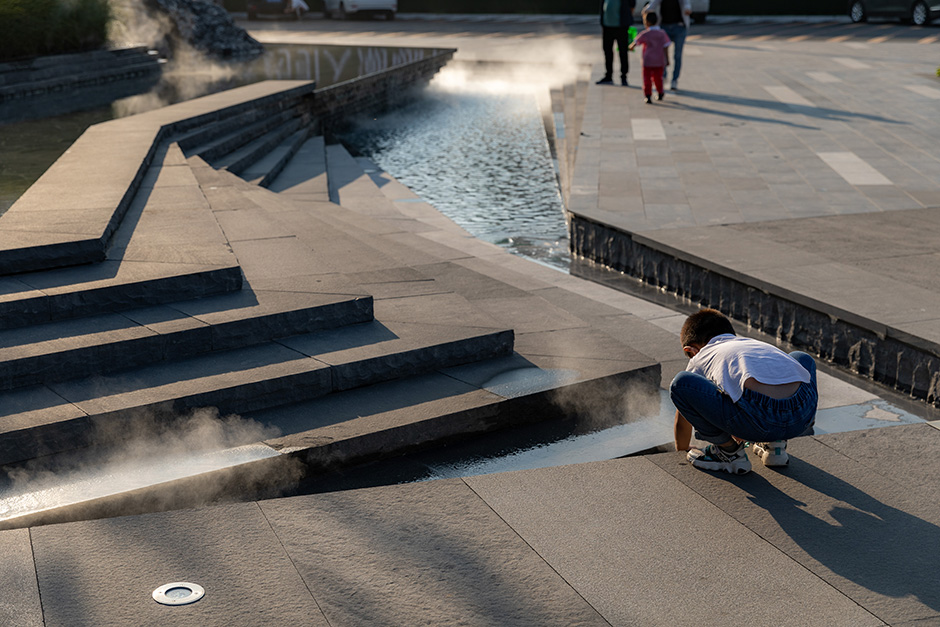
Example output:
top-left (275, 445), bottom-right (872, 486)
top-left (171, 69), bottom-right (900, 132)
top-left (629, 12), bottom-right (671, 104)
top-left (644, 0), bottom-right (691, 90)
top-left (597, 0), bottom-right (637, 87)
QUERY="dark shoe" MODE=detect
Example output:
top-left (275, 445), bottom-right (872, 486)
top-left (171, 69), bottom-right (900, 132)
top-left (688, 443), bottom-right (751, 475)
top-left (645, 96), bottom-right (652, 104)
top-left (657, 92), bottom-right (664, 101)
top-left (621, 76), bottom-right (628, 86)
top-left (596, 76), bottom-right (613, 85)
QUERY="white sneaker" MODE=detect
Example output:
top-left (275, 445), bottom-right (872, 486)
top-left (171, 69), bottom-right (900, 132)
top-left (751, 440), bottom-right (789, 467)
top-left (670, 79), bottom-right (678, 91)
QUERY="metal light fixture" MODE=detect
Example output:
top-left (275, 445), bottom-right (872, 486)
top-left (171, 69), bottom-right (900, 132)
top-left (152, 582), bottom-right (205, 606)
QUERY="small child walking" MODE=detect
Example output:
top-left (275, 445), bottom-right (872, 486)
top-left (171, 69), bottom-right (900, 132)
top-left (629, 12), bottom-right (671, 103)
top-left (670, 308), bottom-right (818, 475)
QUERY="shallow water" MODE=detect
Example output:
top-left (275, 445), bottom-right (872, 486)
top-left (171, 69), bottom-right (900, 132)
top-left (341, 80), bottom-right (570, 270)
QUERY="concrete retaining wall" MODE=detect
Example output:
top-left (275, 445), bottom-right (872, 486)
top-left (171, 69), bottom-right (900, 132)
top-left (569, 215), bottom-right (940, 407)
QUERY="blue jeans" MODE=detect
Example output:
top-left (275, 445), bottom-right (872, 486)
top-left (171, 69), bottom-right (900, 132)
top-left (670, 352), bottom-right (818, 445)
top-left (661, 22), bottom-right (686, 84)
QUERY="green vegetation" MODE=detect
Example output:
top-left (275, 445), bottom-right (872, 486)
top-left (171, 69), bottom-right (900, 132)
top-left (0, 0), bottom-right (112, 62)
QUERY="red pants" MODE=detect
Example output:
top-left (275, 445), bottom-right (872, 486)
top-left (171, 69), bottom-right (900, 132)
top-left (643, 65), bottom-right (665, 97)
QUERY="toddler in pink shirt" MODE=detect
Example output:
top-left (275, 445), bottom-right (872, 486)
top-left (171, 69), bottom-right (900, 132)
top-left (629, 12), bottom-right (672, 103)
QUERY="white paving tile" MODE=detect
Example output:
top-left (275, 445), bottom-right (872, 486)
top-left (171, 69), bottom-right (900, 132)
top-left (632, 118), bottom-right (666, 141)
top-left (905, 84), bottom-right (940, 100)
top-left (764, 85), bottom-right (815, 107)
top-left (807, 71), bottom-right (841, 83)
top-left (817, 151), bottom-right (892, 186)
top-left (816, 371), bottom-right (878, 410)
top-left (834, 56), bottom-right (871, 69)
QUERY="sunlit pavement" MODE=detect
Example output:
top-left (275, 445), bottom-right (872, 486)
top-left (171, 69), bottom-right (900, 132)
top-left (244, 14), bottom-right (940, 434)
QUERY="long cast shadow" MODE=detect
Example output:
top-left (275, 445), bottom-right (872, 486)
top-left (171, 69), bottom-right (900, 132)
top-left (673, 89), bottom-right (903, 125)
top-left (737, 460), bottom-right (940, 619)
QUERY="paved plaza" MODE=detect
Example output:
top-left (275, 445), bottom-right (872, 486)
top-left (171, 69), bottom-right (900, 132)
top-left (1, 13), bottom-right (939, 626)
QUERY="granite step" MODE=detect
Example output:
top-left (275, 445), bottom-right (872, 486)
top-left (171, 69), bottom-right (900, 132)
top-left (0, 288), bottom-right (373, 391)
top-left (216, 116), bottom-right (308, 176)
top-left (0, 47), bottom-right (158, 87)
top-left (243, 127), bottom-right (311, 187)
top-left (0, 261), bottom-right (242, 331)
top-left (266, 135), bottom-right (329, 199)
top-left (0, 319), bottom-right (514, 467)
top-left (185, 107), bottom-right (305, 167)
top-left (0, 143), bottom-right (244, 330)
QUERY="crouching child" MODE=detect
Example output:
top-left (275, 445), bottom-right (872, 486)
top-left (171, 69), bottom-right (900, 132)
top-left (670, 308), bottom-right (818, 475)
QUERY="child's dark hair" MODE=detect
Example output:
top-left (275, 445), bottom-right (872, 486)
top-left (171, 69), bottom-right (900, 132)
top-left (680, 308), bottom-right (735, 347)
top-left (644, 11), bottom-right (658, 26)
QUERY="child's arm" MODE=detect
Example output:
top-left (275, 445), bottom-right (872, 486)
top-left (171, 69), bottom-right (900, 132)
top-left (674, 410), bottom-right (693, 451)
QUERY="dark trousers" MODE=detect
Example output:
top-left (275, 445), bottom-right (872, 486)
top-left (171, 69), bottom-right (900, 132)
top-left (601, 26), bottom-right (630, 79)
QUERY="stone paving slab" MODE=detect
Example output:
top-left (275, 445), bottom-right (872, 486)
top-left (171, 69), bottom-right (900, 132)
top-left (29, 503), bottom-right (328, 627)
top-left (259, 479), bottom-right (608, 627)
top-left (12, 425), bottom-right (930, 625)
top-left (648, 429), bottom-right (940, 625)
top-left (0, 528), bottom-right (42, 627)
top-left (467, 455), bottom-right (884, 627)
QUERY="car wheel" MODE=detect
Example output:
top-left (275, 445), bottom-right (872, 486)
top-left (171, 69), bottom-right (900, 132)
top-left (385, 9), bottom-right (395, 20)
top-left (849, 0), bottom-right (867, 22)
top-left (911, 0), bottom-right (930, 24)
top-left (247, 10), bottom-right (257, 19)
top-left (690, 12), bottom-right (706, 23)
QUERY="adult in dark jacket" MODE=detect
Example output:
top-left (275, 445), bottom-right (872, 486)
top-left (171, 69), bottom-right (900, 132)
top-left (598, 0), bottom-right (637, 86)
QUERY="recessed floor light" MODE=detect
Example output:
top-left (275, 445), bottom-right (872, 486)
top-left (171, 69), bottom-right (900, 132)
top-left (152, 582), bottom-right (205, 606)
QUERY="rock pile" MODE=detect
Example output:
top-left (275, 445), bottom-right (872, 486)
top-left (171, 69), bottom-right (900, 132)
top-left (147, 0), bottom-right (264, 60)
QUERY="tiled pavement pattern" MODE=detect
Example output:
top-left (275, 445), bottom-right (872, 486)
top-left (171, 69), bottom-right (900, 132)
top-left (2, 16), bottom-right (940, 626)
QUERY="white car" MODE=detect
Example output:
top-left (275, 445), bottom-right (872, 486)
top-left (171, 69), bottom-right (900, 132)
top-left (323, 0), bottom-right (396, 19)
top-left (690, 0), bottom-right (710, 23)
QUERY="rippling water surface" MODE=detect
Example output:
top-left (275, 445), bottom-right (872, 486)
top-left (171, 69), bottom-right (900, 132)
top-left (341, 81), bottom-right (570, 270)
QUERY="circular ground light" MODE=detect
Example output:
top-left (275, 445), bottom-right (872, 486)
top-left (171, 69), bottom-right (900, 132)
top-left (152, 582), bottom-right (205, 606)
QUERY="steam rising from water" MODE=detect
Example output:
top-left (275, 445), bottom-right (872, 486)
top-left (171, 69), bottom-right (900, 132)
top-left (0, 408), bottom-right (294, 527)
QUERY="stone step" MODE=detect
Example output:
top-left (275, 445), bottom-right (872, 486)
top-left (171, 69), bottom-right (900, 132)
top-left (0, 47), bottom-right (158, 87)
top-left (0, 82), bottom-right (316, 276)
top-left (0, 60), bottom-right (162, 101)
top-left (0, 288), bottom-right (373, 391)
top-left (216, 116), bottom-right (308, 175)
top-left (176, 106), bottom-right (278, 155)
top-left (186, 107), bottom-right (304, 167)
top-left (0, 143), bottom-right (244, 330)
top-left (267, 135), bottom-right (328, 199)
top-left (325, 143), bottom-right (414, 220)
top-left (0, 320), bottom-right (514, 467)
top-left (243, 128), bottom-right (311, 187)
top-left (0, 261), bottom-right (242, 331)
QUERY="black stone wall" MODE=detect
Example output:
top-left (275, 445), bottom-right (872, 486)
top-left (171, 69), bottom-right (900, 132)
top-left (569, 214), bottom-right (940, 407)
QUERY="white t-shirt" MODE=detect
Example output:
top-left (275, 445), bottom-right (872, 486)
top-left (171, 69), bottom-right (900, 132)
top-left (685, 334), bottom-right (810, 403)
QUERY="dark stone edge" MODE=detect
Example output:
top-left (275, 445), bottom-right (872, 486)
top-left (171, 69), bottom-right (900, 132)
top-left (568, 213), bottom-right (940, 407)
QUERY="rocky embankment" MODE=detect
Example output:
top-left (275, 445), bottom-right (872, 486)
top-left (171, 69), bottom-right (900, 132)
top-left (147, 0), bottom-right (264, 60)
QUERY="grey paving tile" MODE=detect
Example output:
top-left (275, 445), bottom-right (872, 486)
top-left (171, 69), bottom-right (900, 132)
top-left (259, 480), bottom-right (607, 627)
top-left (648, 431), bottom-right (939, 625)
top-left (467, 457), bottom-right (881, 627)
top-left (0, 529), bottom-right (43, 627)
top-left (31, 503), bottom-right (327, 627)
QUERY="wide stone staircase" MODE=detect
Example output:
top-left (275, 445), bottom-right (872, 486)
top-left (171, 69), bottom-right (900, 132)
top-left (0, 86), bottom-right (658, 529)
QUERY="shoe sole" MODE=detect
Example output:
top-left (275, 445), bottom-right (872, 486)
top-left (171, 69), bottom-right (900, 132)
top-left (689, 457), bottom-right (751, 475)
